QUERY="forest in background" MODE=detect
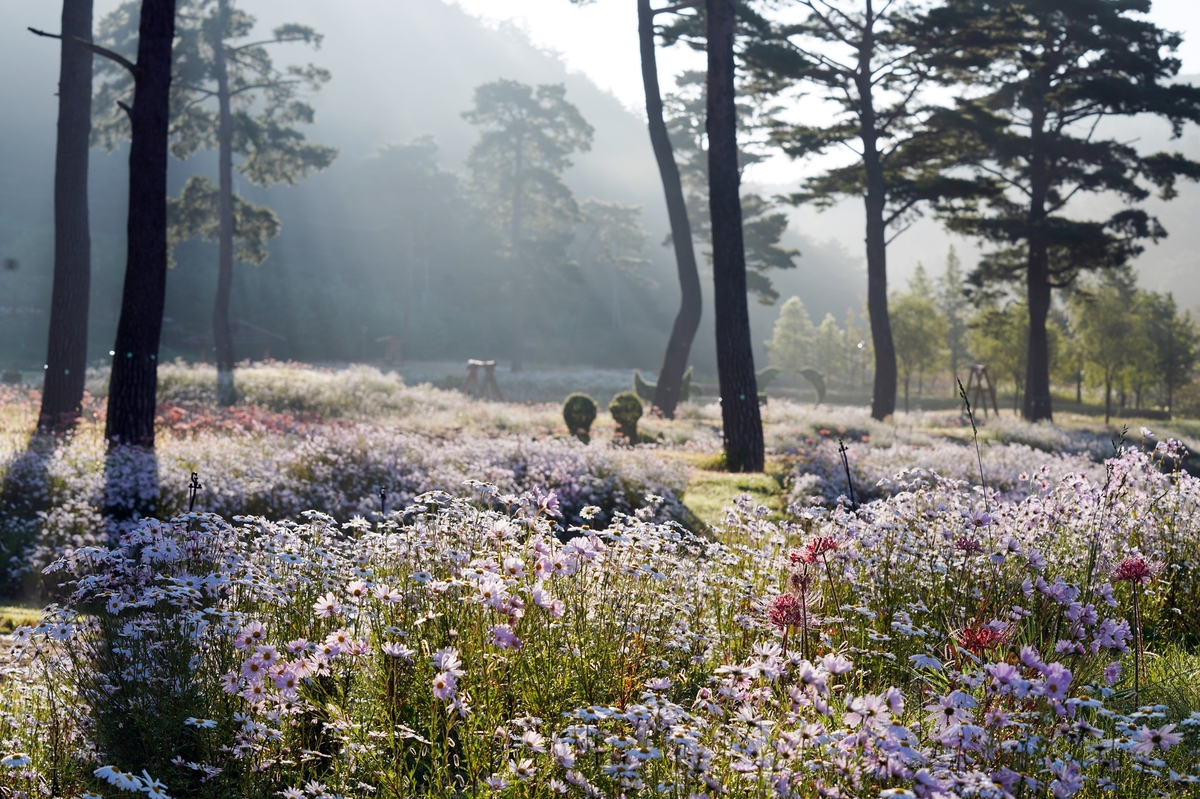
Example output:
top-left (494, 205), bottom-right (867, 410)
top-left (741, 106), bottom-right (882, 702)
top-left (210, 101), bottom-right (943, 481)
top-left (0, 0), bottom-right (867, 374)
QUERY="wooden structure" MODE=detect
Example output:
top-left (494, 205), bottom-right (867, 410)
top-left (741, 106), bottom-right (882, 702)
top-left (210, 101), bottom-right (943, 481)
top-left (462, 359), bottom-right (503, 401)
top-left (961, 364), bottom-right (1000, 417)
top-left (376, 336), bottom-right (406, 365)
top-left (183, 320), bottom-right (286, 362)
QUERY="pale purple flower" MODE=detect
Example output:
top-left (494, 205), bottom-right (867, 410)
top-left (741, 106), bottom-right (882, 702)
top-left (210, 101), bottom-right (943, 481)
top-left (1104, 661), bottom-right (1121, 685)
top-left (432, 670), bottom-right (457, 701)
top-left (382, 642), bottom-right (415, 661)
top-left (490, 624), bottom-right (523, 650)
top-left (1132, 724), bottom-right (1182, 754)
top-left (1041, 663), bottom-right (1072, 701)
top-left (312, 593), bottom-right (341, 619)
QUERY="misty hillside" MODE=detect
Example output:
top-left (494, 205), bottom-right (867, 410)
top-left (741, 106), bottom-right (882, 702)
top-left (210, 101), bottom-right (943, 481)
top-left (0, 0), bottom-right (865, 375)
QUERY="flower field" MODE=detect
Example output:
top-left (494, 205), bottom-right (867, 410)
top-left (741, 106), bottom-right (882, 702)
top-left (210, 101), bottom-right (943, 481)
top-left (3, 364), bottom-right (1200, 798)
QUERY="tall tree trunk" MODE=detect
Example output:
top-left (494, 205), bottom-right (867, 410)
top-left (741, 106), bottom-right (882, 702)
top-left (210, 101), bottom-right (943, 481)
top-left (857, 8), bottom-right (896, 422)
top-left (1076, 372), bottom-right (1082, 404)
top-left (213, 0), bottom-right (236, 406)
top-left (1024, 244), bottom-right (1053, 421)
top-left (39, 0), bottom-right (94, 433)
top-left (510, 135), bottom-right (525, 372)
top-left (104, 0), bottom-right (177, 447)
top-left (1023, 103), bottom-right (1053, 422)
top-left (904, 376), bottom-right (910, 413)
top-left (707, 0), bottom-right (763, 472)
top-left (1104, 377), bottom-right (1112, 424)
top-left (641, 0), bottom-right (701, 418)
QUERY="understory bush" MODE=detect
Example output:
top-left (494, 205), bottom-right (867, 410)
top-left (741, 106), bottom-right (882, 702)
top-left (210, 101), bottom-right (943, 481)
top-left (5, 443), bottom-right (1200, 797)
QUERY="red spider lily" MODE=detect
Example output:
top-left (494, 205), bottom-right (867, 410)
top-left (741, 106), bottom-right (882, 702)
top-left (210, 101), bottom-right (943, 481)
top-left (791, 536), bottom-right (839, 565)
top-left (954, 537), bottom-right (984, 554)
top-left (768, 594), bottom-right (805, 630)
top-left (956, 626), bottom-right (1006, 655)
top-left (1114, 557), bottom-right (1155, 586)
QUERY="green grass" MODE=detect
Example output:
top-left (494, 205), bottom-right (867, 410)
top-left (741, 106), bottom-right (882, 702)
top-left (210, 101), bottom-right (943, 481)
top-left (0, 602), bottom-right (42, 634)
top-left (1134, 644), bottom-right (1200, 720)
top-left (678, 454), bottom-right (789, 528)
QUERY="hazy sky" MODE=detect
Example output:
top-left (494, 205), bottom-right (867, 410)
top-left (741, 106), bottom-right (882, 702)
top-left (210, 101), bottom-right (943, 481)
top-left (453, 0), bottom-right (1200, 112)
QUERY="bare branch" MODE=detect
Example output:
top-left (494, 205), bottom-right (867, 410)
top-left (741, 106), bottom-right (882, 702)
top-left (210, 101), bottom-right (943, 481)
top-left (117, 101), bottom-right (132, 119)
top-left (29, 28), bottom-right (139, 77)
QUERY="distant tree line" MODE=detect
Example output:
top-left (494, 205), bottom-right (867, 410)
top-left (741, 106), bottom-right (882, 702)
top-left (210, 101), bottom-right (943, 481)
top-left (767, 248), bottom-right (1199, 421)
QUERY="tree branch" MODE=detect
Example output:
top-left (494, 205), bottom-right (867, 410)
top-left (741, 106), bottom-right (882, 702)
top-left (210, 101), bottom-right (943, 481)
top-left (30, 28), bottom-right (140, 78)
top-left (228, 79), bottom-right (302, 98)
top-left (651, 0), bottom-right (700, 15)
top-left (177, 83), bottom-right (218, 97)
top-left (885, 218), bottom-right (916, 245)
top-left (227, 35), bottom-right (318, 53)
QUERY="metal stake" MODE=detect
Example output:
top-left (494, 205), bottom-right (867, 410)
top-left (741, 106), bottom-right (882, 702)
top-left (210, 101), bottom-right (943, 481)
top-left (838, 439), bottom-right (857, 509)
top-left (188, 472), bottom-right (203, 512)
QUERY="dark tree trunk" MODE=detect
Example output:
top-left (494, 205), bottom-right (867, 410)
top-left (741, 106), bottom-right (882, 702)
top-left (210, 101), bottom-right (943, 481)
top-left (641, 0), bottom-right (701, 418)
top-left (1024, 243), bottom-right (1053, 421)
top-left (1104, 377), bottom-right (1112, 424)
top-left (1076, 372), bottom-right (1082, 404)
top-left (39, 0), bottom-right (94, 433)
top-left (903, 376), bottom-right (910, 413)
top-left (1022, 104), bottom-right (1053, 422)
top-left (707, 0), bottom-right (763, 472)
top-left (857, 6), bottom-right (896, 422)
top-left (214, 0), bottom-right (236, 406)
top-left (104, 0), bottom-right (178, 447)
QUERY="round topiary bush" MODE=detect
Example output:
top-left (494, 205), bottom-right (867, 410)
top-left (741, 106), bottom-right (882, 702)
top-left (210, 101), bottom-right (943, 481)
top-left (608, 391), bottom-right (643, 444)
top-left (563, 393), bottom-right (599, 443)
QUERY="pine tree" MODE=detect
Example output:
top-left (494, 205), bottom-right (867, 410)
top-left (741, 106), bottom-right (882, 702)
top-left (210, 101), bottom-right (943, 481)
top-left (92, 0), bottom-right (335, 406)
top-left (918, 0), bottom-right (1200, 422)
top-left (463, 79), bottom-right (593, 370)
top-left (766, 296), bottom-right (817, 373)
top-left (708, 0), bottom-right (763, 471)
top-left (745, 0), bottom-right (982, 421)
top-left (30, 0), bottom-right (95, 432)
top-left (103, 0), bottom-right (178, 448)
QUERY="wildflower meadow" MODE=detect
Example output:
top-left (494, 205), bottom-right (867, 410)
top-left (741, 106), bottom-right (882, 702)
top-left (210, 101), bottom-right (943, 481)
top-left (3, 364), bottom-right (1200, 798)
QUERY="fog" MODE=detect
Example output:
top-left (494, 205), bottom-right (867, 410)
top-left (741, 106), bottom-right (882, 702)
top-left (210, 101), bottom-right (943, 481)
top-left (1, 0), bottom-right (1197, 374)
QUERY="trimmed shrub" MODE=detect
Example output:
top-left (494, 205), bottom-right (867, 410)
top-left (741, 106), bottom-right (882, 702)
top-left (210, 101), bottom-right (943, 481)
top-left (562, 393), bottom-right (599, 443)
top-left (608, 392), bottom-right (643, 444)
